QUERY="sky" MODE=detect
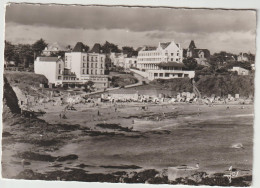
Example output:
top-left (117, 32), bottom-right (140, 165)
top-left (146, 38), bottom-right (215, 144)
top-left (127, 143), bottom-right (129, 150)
top-left (5, 3), bottom-right (257, 54)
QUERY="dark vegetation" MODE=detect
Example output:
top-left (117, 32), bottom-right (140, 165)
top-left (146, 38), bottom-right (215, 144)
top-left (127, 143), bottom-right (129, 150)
top-left (4, 39), bottom-right (48, 68)
top-left (150, 74), bottom-right (254, 97)
top-left (110, 73), bottom-right (138, 87)
top-left (150, 78), bottom-right (193, 93)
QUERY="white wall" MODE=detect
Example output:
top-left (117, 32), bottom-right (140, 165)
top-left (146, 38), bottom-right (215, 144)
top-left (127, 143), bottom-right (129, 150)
top-left (34, 58), bottom-right (58, 84)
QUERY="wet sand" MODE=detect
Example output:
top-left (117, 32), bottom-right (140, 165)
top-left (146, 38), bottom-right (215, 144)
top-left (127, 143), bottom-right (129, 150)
top-left (2, 101), bottom-right (254, 185)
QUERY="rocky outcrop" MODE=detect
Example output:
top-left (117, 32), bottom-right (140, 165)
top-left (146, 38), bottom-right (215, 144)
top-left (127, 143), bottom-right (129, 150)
top-left (2, 76), bottom-right (21, 121)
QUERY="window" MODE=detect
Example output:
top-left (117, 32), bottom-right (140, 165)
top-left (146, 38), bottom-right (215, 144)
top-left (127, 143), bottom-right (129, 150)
top-left (83, 63), bottom-right (86, 68)
top-left (171, 58), bottom-right (173, 61)
top-left (82, 69), bottom-right (85, 74)
top-left (87, 63), bottom-right (89, 68)
top-left (95, 63), bottom-right (97, 68)
top-left (165, 73), bottom-right (169, 77)
top-left (65, 56), bottom-right (67, 61)
top-left (95, 57), bottom-right (98, 61)
top-left (91, 63), bottom-right (93, 68)
top-left (101, 64), bottom-right (103, 68)
top-left (87, 69), bottom-right (89, 74)
top-left (83, 56), bottom-right (86, 61)
top-left (91, 57), bottom-right (93, 61)
top-left (58, 69), bottom-right (62, 74)
top-left (100, 70), bottom-right (103, 74)
top-left (154, 73), bottom-right (158, 77)
top-left (101, 57), bottom-right (103, 62)
top-left (91, 70), bottom-right (93, 74)
top-left (177, 53), bottom-right (179, 56)
top-left (159, 73), bottom-right (163, 77)
top-left (165, 53), bottom-right (168, 56)
top-left (58, 76), bottom-right (62, 80)
top-left (95, 70), bottom-right (97, 75)
top-left (59, 64), bottom-right (61, 68)
top-left (171, 53), bottom-right (173, 56)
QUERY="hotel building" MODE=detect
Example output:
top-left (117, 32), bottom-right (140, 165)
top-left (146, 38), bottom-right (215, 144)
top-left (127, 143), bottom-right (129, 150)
top-left (136, 41), bottom-right (195, 80)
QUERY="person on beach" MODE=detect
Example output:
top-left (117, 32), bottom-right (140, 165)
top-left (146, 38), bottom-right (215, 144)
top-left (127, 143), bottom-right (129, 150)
top-left (197, 107), bottom-right (201, 116)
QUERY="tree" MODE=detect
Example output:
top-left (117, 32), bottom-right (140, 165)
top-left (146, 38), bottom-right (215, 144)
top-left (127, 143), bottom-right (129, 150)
top-left (101, 41), bottom-right (121, 53)
top-left (32, 38), bottom-right (48, 58)
top-left (16, 44), bottom-right (34, 67)
top-left (50, 51), bottom-right (65, 58)
top-left (183, 57), bottom-right (198, 70)
top-left (122, 46), bottom-right (134, 53)
top-left (4, 41), bottom-right (15, 62)
top-left (224, 61), bottom-right (252, 71)
top-left (83, 81), bottom-right (94, 92)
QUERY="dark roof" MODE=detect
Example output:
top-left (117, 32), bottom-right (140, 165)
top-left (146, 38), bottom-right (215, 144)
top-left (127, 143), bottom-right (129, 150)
top-left (194, 49), bottom-right (211, 58)
top-left (136, 47), bottom-right (143, 51)
top-left (158, 62), bottom-right (185, 68)
top-left (72, 42), bottom-right (87, 52)
top-left (124, 51), bottom-right (138, 58)
top-left (143, 46), bottom-right (157, 51)
top-left (89, 43), bottom-right (102, 53)
top-left (189, 40), bottom-right (196, 49)
top-left (38, 57), bottom-right (60, 62)
top-left (160, 42), bottom-right (171, 49)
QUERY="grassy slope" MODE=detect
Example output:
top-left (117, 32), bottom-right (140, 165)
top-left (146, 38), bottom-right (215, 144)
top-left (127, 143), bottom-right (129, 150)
top-left (109, 72), bottom-right (138, 87)
top-left (4, 71), bottom-right (48, 96)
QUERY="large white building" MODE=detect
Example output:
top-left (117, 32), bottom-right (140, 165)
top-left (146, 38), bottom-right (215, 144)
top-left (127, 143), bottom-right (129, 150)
top-left (64, 42), bottom-right (109, 89)
top-left (35, 42), bottom-right (109, 89)
top-left (34, 56), bottom-right (64, 85)
top-left (137, 41), bottom-right (183, 70)
top-left (136, 41), bottom-right (194, 80)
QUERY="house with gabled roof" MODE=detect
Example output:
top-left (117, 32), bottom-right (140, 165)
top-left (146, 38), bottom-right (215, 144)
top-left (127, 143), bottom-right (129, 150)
top-left (42, 42), bottom-right (67, 56)
top-left (184, 40), bottom-right (211, 66)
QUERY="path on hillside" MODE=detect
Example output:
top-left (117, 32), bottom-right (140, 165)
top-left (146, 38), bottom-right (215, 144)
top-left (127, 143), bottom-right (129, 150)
top-left (84, 71), bottom-right (146, 96)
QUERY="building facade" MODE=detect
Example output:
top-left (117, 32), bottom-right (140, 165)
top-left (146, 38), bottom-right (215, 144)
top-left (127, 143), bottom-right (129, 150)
top-left (64, 42), bottom-right (109, 89)
top-left (137, 41), bottom-right (183, 70)
top-left (147, 62), bottom-right (195, 80)
top-left (34, 56), bottom-right (64, 85)
top-left (135, 41), bottom-right (194, 80)
top-left (110, 52), bottom-right (137, 70)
